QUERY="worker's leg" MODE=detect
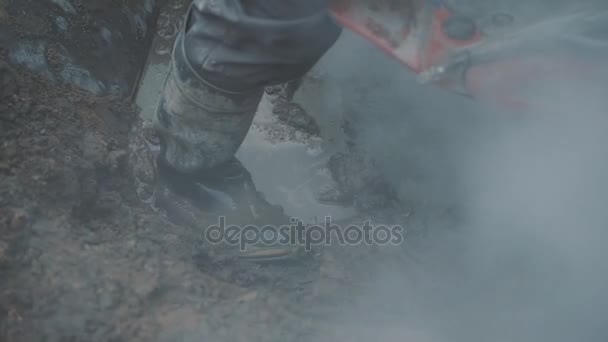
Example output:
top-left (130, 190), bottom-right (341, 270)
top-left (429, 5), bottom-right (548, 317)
top-left (156, 0), bottom-right (341, 173)
top-left (152, 0), bottom-right (341, 231)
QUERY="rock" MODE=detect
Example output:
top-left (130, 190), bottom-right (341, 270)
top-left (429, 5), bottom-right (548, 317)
top-left (131, 260), bottom-right (160, 298)
top-left (274, 102), bottom-right (320, 136)
top-left (316, 185), bottom-right (353, 206)
top-left (9, 209), bottom-right (29, 232)
top-left (326, 149), bottom-right (398, 212)
top-left (265, 85), bottom-right (282, 96)
top-left (3, 143), bottom-right (17, 159)
top-left (0, 61), bottom-right (18, 100)
top-left (0, 7), bottom-right (8, 23)
top-left (237, 290), bottom-right (258, 303)
top-left (0, 162), bottom-right (11, 173)
top-left (97, 281), bottom-right (122, 310)
top-left (0, 240), bottom-right (8, 263)
top-left (82, 132), bottom-right (108, 167)
top-left (107, 149), bottom-right (127, 172)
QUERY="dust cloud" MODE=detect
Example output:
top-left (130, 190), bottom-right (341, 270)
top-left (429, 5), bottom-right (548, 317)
top-left (312, 5), bottom-right (608, 341)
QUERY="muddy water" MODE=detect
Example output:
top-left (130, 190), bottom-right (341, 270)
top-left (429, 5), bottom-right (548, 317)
top-left (134, 0), bottom-right (355, 223)
top-left (237, 98), bottom-right (355, 223)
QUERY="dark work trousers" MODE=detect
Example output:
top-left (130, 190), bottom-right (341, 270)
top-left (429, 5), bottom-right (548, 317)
top-left (155, 0), bottom-right (342, 173)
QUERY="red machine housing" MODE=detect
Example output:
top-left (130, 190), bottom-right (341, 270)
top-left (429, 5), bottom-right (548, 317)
top-left (329, 0), bottom-right (607, 110)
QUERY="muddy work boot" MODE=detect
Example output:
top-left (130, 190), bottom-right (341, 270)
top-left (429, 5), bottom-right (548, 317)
top-left (155, 156), bottom-right (302, 262)
top-left (129, 128), bottom-right (300, 262)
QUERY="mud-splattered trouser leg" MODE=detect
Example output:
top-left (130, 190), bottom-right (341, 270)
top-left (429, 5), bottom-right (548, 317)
top-left (155, 0), bottom-right (341, 173)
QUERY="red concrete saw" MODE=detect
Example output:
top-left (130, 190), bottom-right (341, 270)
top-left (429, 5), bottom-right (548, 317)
top-left (329, 0), bottom-right (608, 110)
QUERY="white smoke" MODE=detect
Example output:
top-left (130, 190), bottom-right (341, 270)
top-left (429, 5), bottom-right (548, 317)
top-left (310, 11), bottom-right (608, 340)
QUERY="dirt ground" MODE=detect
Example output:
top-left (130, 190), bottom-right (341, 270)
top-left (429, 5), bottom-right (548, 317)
top-left (0, 55), bottom-right (421, 341)
top-left (0, 0), bottom-right (157, 96)
top-left (0, 0), bottom-right (426, 340)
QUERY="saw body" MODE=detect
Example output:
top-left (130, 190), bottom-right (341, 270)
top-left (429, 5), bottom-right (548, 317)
top-left (329, 0), bottom-right (608, 109)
